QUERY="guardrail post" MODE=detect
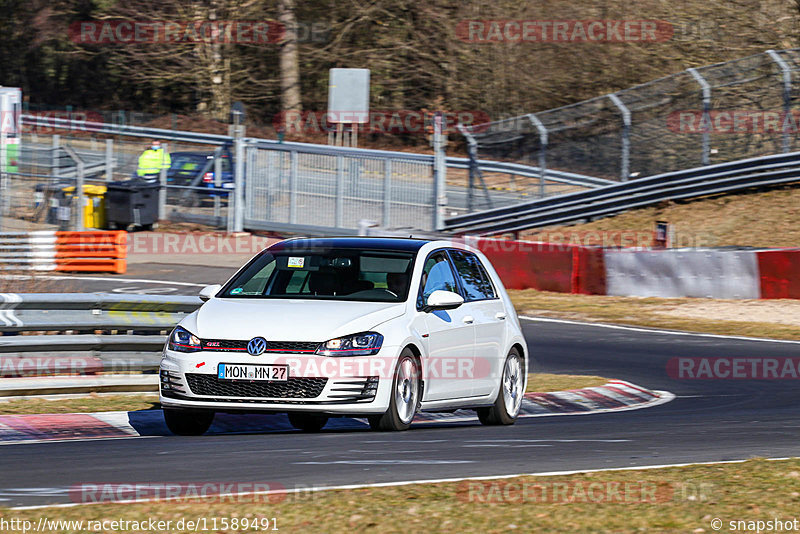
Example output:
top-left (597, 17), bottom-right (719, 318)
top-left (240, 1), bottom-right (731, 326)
top-left (767, 50), bottom-right (793, 154)
top-left (0, 127), bottom-right (6, 232)
top-left (433, 111), bottom-right (447, 231)
top-left (458, 124), bottom-right (478, 213)
top-left (214, 147), bottom-right (222, 221)
top-left (608, 94), bottom-right (631, 181)
top-left (335, 155), bottom-right (344, 228)
top-left (382, 159), bottom-right (392, 227)
top-left (687, 68), bottom-right (711, 166)
top-left (158, 142), bottom-right (168, 221)
top-left (527, 114), bottom-right (549, 197)
top-left (105, 138), bottom-right (114, 182)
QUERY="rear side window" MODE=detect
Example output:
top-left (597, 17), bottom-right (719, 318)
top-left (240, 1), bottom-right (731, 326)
top-left (448, 250), bottom-right (496, 301)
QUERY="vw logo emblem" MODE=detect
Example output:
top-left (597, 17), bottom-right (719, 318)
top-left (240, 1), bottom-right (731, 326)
top-left (247, 337), bottom-right (267, 356)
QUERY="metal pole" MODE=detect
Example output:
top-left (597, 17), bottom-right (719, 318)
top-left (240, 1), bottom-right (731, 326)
top-left (288, 150), bottom-right (297, 225)
top-left (432, 112), bottom-right (447, 231)
top-left (52, 134), bottom-right (60, 179)
top-left (335, 155), bottom-right (344, 228)
top-left (527, 114), bottom-right (548, 197)
top-left (158, 143), bottom-right (168, 222)
top-left (0, 128), bottom-right (6, 231)
top-left (233, 125), bottom-right (245, 232)
top-left (458, 124), bottom-right (477, 213)
top-left (608, 94), bottom-right (631, 181)
top-left (767, 49), bottom-right (792, 154)
top-left (104, 139), bottom-right (113, 182)
top-left (214, 149), bottom-right (222, 221)
top-left (62, 145), bottom-right (85, 231)
top-left (687, 68), bottom-right (711, 165)
top-left (382, 159), bottom-right (392, 227)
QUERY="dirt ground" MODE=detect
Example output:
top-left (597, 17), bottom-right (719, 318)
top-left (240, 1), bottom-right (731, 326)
top-left (654, 299), bottom-right (800, 327)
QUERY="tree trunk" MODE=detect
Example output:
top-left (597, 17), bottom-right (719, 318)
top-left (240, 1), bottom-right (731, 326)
top-left (278, 0), bottom-right (302, 115)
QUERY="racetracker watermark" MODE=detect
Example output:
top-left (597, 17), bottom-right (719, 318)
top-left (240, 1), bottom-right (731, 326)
top-left (127, 233), bottom-right (279, 256)
top-left (70, 482), bottom-right (292, 504)
top-left (668, 110), bottom-right (800, 134)
top-left (1, 111), bottom-right (105, 135)
top-left (667, 357), bottom-right (800, 380)
top-left (69, 20), bottom-right (329, 45)
top-left (273, 110), bottom-right (491, 135)
top-left (456, 20), bottom-right (674, 43)
top-left (457, 479), bottom-right (713, 504)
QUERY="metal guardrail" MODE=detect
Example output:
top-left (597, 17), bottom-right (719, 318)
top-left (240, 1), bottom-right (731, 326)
top-left (445, 151), bottom-right (800, 235)
top-left (0, 293), bottom-right (202, 381)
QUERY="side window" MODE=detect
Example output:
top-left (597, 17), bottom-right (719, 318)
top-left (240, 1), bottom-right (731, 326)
top-left (417, 252), bottom-right (459, 309)
top-left (448, 250), bottom-right (496, 301)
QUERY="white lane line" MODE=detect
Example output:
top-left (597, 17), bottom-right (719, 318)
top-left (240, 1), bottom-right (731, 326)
top-left (521, 316), bottom-right (800, 345)
top-left (294, 460), bottom-right (476, 465)
top-left (10, 457), bottom-right (798, 511)
top-left (0, 275), bottom-right (206, 287)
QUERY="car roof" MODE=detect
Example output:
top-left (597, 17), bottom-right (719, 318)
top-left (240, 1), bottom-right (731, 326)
top-left (268, 237), bottom-right (432, 253)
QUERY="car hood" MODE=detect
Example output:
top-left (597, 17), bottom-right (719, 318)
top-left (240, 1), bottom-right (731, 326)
top-left (185, 298), bottom-right (406, 342)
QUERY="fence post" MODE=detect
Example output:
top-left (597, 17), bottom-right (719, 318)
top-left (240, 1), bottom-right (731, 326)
top-left (767, 49), bottom-right (792, 154)
top-left (233, 135), bottom-right (245, 233)
top-left (458, 124), bottom-right (478, 213)
top-left (288, 150), bottom-right (297, 225)
top-left (608, 94), bottom-right (631, 181)
top-left (335, 155), bottom-right (344, 228)
top-left (382, 159), bottom-right (392, 227)
top-left (158, 143), bottom-right (168, 221)
top-left (214, 148), bottom-right (222, 221)
top-left (527, 114), bottom-right (548, 197)
top-left (52, 134), bottom-right (60, 178)
top-left (105, 138), bottom-right (114, 182)
top-left (687, 68), bottom-right (711, 165)
top-left (432, 111), bottom-right (447, 231)
top-left (62, 146), bottom-right (85, 232)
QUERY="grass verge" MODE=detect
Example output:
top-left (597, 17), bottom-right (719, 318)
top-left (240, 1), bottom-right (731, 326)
top-left (510, 289), bottom-right (800, 341)
top-left (2, 458), bottom-right (797, 533)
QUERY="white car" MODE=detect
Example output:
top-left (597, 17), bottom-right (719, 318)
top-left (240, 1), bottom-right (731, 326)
top-left (159, 237), bottom-right (528, 434)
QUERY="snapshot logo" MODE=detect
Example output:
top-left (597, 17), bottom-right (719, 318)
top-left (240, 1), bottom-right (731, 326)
top-left (455, 480), bottom-right (705, 504)
top-left (667, 357), bottom-right (800, 380)
top-left (667, 110), bottom-right (800, 134)
top-left (70, 482), bottom-right (288, 504)
top-left (273, 110), bottom-right (491, 136)
top-left (69, 20), bottom-right (329, 45)
top-left (456, 20), bottom-right (674, 43)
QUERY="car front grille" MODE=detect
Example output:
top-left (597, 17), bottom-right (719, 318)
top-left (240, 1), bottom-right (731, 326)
top-left (185, 373), bottom-right (327, 398)
top-left (201, 339), bottom-right (320, 354)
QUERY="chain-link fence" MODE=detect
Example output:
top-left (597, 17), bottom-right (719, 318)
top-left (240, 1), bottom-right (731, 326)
top-left (463, 49), bottom-right (800, 184)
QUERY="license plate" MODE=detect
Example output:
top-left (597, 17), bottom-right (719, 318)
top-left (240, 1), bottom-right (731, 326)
top-left (217, 363), bottom-right (288, 381)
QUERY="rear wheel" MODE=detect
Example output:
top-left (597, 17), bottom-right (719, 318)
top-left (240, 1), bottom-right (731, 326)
top-left (163, 408), bottom-right (215, 436)
top-left (287, 413), bottom-right (329, 432)
top-left (369, 348), bottom-right (420, 431)
top-left (478, 348), bottom-right (524, 426)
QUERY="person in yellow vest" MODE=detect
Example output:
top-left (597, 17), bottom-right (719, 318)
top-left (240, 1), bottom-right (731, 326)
top-left (136, 140), bottom-right (171, 178)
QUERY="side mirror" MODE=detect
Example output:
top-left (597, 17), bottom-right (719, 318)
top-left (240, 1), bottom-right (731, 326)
top-left (199, 284), bottom-right (222, 302)
top-left (424, 290), bottom-right (464, 313)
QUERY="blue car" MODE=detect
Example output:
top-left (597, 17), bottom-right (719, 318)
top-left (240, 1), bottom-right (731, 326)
top-left (166, 148), bottom-right (234, 205)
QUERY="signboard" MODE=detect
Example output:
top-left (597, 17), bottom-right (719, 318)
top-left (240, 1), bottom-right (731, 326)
top-left (327, 69), bottom-right (370, 124)
top-left (0, 87), bottom-right (21, 174)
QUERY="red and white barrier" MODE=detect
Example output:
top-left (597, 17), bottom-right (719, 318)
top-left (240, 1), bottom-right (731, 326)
top-left (471, 237), bottom-right (800, 300)
top-left (0, 231), bottom-right (127, 274)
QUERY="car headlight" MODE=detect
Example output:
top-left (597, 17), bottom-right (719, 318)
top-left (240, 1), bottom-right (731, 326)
top-left (316, 332), bottom-right (383, 356)
top-left (168, 326), bottom-right (202, 353)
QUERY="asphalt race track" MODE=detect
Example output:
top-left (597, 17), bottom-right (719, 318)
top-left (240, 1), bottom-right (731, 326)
top-left (1, 319), bottom-right (799, 508)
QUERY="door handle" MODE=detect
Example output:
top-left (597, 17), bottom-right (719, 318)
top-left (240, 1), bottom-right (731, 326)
top-left (495, 312), bottom-right (507, 320)
top-left (462, 316), bottom-right (474, 324)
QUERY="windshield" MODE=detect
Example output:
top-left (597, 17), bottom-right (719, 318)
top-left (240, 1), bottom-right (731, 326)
top-left (220, 248), bottom-right (415, 302)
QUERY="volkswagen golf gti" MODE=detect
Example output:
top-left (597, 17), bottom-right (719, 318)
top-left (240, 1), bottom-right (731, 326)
top-left (159, 237), bottom-right (528, 434)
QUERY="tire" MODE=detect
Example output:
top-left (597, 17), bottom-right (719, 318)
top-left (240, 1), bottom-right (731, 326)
top-left (477, 348), bottom-right (524, 426)
top-left (163, 408), bottom-right (215, 436)
top-left (368, 348), bottom-right (420, 431)
top-left (287, 412), bottom-right (329, 432)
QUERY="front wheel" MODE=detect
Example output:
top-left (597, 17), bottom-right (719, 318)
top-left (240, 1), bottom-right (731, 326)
top-left (369, 349), bottom-right (420, 431)
top-left (478, 348), bottom-right (524, 426)
top-left (287, 412), bottom-right (328, 432)
top-left (163, 408), bottom-right (215, 435)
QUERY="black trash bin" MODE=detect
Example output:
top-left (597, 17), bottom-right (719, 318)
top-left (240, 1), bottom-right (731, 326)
top-left (105, 178), bottom-right (160, 231)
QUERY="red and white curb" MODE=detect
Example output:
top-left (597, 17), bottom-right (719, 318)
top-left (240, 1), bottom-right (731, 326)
top-left (0, 380), bottom-right (672, 445)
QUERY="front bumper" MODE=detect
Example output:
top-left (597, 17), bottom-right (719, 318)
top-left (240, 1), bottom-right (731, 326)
top-left (159, 348), bottom-right (397, 415)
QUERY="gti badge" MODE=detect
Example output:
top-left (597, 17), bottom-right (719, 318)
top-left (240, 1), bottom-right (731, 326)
top-left (247, 337), bottom-right (267, 356)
